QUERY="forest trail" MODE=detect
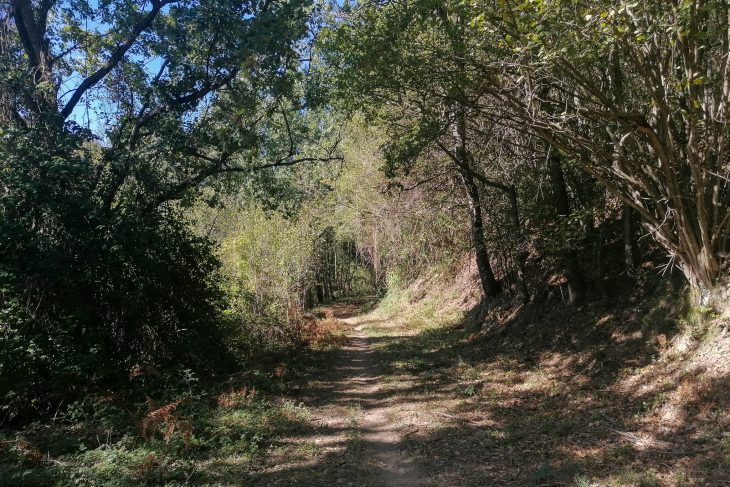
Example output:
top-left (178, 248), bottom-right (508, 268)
top-left (246, 297), bottom-right (730, 487)
top-left (335, 306), bottom-right (426, 486)
top-left (250, 302), bottom-right (431, 486)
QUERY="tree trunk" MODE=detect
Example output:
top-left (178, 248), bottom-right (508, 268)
top-left (507, 186), bottom-right (530, 303)
top-left (448, 90), bottom-right (501, 300)
top-left (622, 204), bottom-right (639, 277)
top-left (0, 17), bottom-right (15, 124)
top-left (548, 149), bottom-right (586, 303)
top-left (459, 168), bottom-right (501, 298)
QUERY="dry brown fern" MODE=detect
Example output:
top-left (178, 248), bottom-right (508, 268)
top-left (139, 397), bottom-right (192, 445)
top-left (12, 439), bottom-right (43, 466)
top-left (297, 313), bottom-right (349, 348)
top-left (129, 365), bottom-right (161, 379)
top-left (273, 365), bottom-right (287, 378)
top-left (217, 387), bottom-right (255, 409)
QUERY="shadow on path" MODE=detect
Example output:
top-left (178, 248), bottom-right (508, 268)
top-left (246, 300), bottom-right (730, 486)
top-left (245, 303), bottom-right (429, 486)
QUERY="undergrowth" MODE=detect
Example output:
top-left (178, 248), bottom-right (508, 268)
top-left (355, 264), bottom-right (730, 486)
top-left (0, 312), bottom-right (349, 487)
top-left (1, 378), bottom-right (314, 486)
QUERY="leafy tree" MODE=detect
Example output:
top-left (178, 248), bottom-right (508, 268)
top-left (321, 0), bottom-right (514, 299)
top-left (0, 0), bottom-right (335, 419)
top-left (471, 0), bottom-right (730, 293)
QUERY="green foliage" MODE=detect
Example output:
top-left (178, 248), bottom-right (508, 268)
top-left (0, 125), bottom-right (228, 422)
top-left (614, 469), bottom-right (662, 487)
top-left (222, 206), bottom-right (314, 318)
top-left (213, 204), bottom-right (318, 355)
top-left (320, 0), bottom-right (730, 293)
top-left (314, 121), bottom-right (468, 289)
top-left (0, 385), bottom-right (312, 486)
top-left (0, 0), bottom-right (325, 423)
top-left (4, 3), bottom-right (730, 483)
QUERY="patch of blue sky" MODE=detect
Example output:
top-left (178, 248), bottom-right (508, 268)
top-left (58, 0), bottom-right (170, 139)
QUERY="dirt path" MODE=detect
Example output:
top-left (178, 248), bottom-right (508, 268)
top-left (340, 314), bottom-right (425, 486)
top-left (251, 303), bottom-right (429, 486)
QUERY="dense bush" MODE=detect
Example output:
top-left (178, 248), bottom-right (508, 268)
top-left (196, 187), bottom-right (377, 359)
top-left (0, 126), bottom-right (228, 422)
top-left (0, 0), bottom-right (323, 423)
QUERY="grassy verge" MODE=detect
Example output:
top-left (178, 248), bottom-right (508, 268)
top-left (1, 315), bottom-right (350, 487)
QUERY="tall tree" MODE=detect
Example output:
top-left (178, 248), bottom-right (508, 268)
top-left (0, 0), bottom-right (338, 416)
top-left (470, 0), bottom-right (730, 293)
top-left (322, 1), bottom-right (534, 299)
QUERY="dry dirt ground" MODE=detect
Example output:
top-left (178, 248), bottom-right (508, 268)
top-left (245, 303), bottom-right (429, 486)
top-left (7, 291), bottom-right (729, 486)
top-left (244, 301), bottom-right (730, 487)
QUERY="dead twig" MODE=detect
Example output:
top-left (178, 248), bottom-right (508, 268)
top-left (400, 428), bottom-right (420, 438)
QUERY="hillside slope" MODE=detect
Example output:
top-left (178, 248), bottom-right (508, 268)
top-left (354, 256), bottom-right (730, 485)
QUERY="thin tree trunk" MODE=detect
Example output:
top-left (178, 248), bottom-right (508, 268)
top-left (548, 149), bottom-right (586, 303)
top-left (459, 168), bottom-right (501, 298)
top-left (622, 204), bottom-right (639, 277)
top-left (610, 47), bottom-right (639, 280)
top-left (507, 186), bottom-right (530, 303)
top-left (448, 88), bottom-right (501, 299)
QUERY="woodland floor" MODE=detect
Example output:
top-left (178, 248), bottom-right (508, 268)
top-left (4, 297), bottom-right (730, 486)
top-left (241, 300), bottom-right (730, 487)
top-left (243, 302), bottom-right (428, 486)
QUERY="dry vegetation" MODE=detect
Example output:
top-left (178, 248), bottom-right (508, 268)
top-left (5, 1), bottom-right (730, 486)
top-left (216, 257), bottom-right (730, 486)
top-left (352, 260), bottom-right (730, 486)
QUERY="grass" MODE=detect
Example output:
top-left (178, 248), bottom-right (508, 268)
top-left (1, 302), bottom-right (373, 487)
top-left (344, 405), bottom-right (364, 456)
top-left (1, 390), bottom-right (316, 486)
top-left (613, 469), bottom-right (662, 487)
top-left (348, 275), bottom-right (730, 486)
top-left (0, 314), bottom-right (346, 487)
top-left (5, 281), bottom-right (730, 486)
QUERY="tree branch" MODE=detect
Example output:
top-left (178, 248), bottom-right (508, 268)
top-left (11, 0), bottom-right (45, 69)
top-left (60, 0), bottom-right (174, 119)
top-left (144, 147), bottom-right (343, 212)
top-left (434, 139), bottom-right (513, 193)
top-left (132, 67), bottom-right (239, 133)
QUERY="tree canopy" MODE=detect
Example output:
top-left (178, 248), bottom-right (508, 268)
top-left (2, 0), bottom-right (730, 428)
